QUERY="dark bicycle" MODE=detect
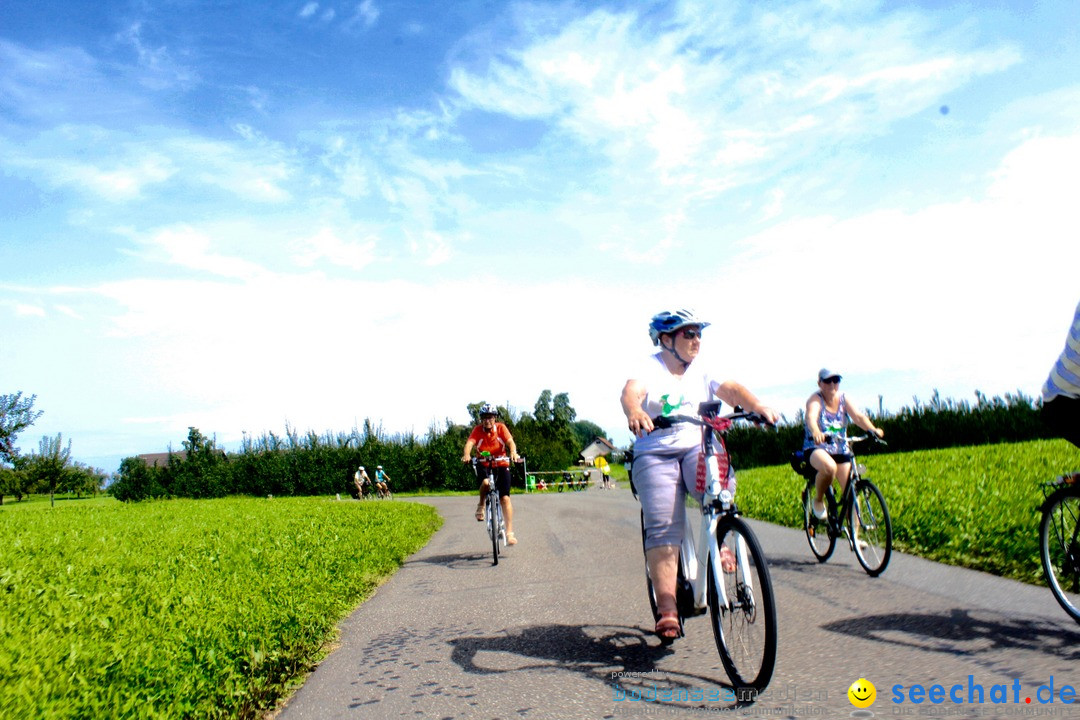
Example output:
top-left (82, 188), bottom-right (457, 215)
top-left (471, 452), bottom-right (507, 566)
top-left (792, 434), bottom-right (892, 576)
top-left (1039, 472), bottom-right (1080, 624)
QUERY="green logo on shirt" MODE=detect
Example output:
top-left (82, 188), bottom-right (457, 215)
top-left (659, 394), bottom-right (686, 416)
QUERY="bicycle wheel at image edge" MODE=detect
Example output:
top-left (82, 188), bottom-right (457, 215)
top-left (1040, 486), bottom-right (1080, 624)
top-left (851, 479), bottom-right (892, 576)
top-left (708, 516), bottom-right (777, 696)
top-left (802, 483), bottom-right (835, 562)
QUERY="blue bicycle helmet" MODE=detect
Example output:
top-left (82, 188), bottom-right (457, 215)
top-left (479, 403), bottom-right (498, 417)
top-left (648, 309), bottom-right (710, 346)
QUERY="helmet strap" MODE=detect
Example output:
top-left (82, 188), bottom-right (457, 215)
top-left (661, 336), bottom-right (691, 371)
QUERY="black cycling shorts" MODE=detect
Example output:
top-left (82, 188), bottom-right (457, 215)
top-left (1043, 396), bottom-right (1080, 449)
top-left (807, 447), bottom-right (854, 465)
top-left (477, 464), bottom-right (512, 496)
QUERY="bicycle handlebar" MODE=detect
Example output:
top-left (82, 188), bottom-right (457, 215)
top-left (822, 433), bottom-right (887, 447)
top-left (652, 403), bottom-right (776, 431)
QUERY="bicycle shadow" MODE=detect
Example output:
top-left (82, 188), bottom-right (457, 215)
top-left (404, 552), bottom-right (491, 569)
top-left (448, 623), bottom-right (754, 709)
top-left (822, 607), bottom-right (1080, 661)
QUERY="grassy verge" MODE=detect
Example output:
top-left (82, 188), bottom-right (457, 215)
top-left (735, 438), bottom-right (1079, 585)
top-left (0, 496), bottom-right (441, 719)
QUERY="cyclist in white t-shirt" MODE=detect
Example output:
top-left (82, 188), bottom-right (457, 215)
top-left (620, 309), bottom-right (780, 642)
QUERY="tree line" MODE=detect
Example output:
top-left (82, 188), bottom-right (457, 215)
top-left (109, 390), bottom-right (608, 502)
top-left (3, 387), bottom-right (1061, 505)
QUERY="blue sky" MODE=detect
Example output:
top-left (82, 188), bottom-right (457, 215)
top-left (2, 0), bottom-right (1078, 473)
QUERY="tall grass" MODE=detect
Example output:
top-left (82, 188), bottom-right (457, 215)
top-left (0, 496), bottom-right (441, 719)
top-left (735, 438), bottom-right (1078, 584)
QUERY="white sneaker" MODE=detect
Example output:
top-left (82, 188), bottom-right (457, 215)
top-left (811, 500), bottom-right (827, 521)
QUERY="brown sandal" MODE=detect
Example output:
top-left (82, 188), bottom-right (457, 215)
top-left (655, 612), bottom-right (680, 643)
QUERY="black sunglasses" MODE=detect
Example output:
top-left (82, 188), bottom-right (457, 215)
top-left (679, 328), bottom-right (703, 340)
top-left (821, 377), bottom-right (841, 384)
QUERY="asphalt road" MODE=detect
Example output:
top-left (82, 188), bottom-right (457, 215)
top-left (275, 488), bottom-right (1080, 720)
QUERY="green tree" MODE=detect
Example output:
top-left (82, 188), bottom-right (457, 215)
top-left (24, 433), bottom-right (73, 507)
top-left (0, 465), bottom-right (33, 505)
top-left (571, 420), bottom-right (607, 452)
top-left (171, 427), bottom-right (230, 498)
top-left (63, 462), bottom-right (107, 498)
top-left (111, 457), bottom-right (168, 502)
top-left (533, 390), bottom-right (553, 424)
top-left (0, 392), bottom-right (44, 465)
top-left (552, 392), bottom-right (576, 426)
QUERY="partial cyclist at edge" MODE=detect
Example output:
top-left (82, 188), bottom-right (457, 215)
top-left (620, 309), bottom-right (780, 641)
top-left (462, 404), bottom-right (521, 545)
top-left (1042, 297), bottom-right (1080, 453)
top-left (804, 368), bottom-right (884, 522)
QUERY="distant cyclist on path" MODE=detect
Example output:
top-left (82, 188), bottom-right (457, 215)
top-left (462, 404), bottom-right (520, 545)
top-left (374, 466), bottom-right (392, 499)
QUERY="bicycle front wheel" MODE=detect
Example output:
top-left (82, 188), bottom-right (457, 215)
top-left (851, 480), bottom-right (892, 576)
top-left (802, 483), bottom-right (835, 562)
top-left (708, 516), bottom-right (777, 696)
top-left (488, 493), bottom-right (501, 566)
top-left (1040, 486), bottom-right (1080, 624)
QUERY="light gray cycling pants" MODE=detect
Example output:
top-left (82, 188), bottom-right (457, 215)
top-left (634, 445), bottom-right (703, 551)
top-left (634, 445), bottom-right (737, 550)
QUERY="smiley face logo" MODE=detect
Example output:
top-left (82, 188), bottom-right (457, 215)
top-left (848, 678), bottom-right (876, 708)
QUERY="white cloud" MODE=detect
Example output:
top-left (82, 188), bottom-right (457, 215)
top-left (449, 3), bottom-right (1020, 191)
top-left (293, 228), bottom-right (378, 271)
top-left (144, 225), bottom-right (268, 280)
top-left (299, 3), bottom-right (318, 19)
top-left (357, 0), bottom-right (379, 28)
top-left (15, 303), bottom-right (46, 317)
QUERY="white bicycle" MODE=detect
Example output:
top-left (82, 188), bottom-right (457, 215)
top-left (630, 402), bottom-right (778, 697)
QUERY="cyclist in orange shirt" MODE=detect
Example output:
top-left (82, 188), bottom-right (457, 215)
top-left (462, 404), bottom-right (520, 545)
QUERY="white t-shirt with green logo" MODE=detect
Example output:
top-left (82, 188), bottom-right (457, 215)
top-left (633, 352), bottom-right (722, 455)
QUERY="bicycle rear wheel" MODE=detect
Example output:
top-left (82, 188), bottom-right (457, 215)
top-left (851, 479), bottom-right (892, 576)
top-left (1040, 486), bottom-right (1080, 624)
top-left (802, 483), bottom-right (835, 562)
top-left (488, 492), bottom-right (501, 566)
top-left (708, 516), bottom-right (777, 696)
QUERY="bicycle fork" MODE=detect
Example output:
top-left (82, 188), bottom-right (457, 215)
top-left (683, 506), bottom-right (754, 614)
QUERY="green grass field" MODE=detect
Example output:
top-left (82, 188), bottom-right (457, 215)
top-left (735, 438), bottom-right (1079, 585)
top-left (0, 496), bottom-right (441, 719)
top-left (1, 439), bottom-right (1076, 718)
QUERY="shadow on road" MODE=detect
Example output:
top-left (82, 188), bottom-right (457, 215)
top-left (449, 623), bottom-right (753, 708)
top-left (823, 608), bottom-right (1080, 661)
top-left (405, 552), bottom-right (491, 569)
